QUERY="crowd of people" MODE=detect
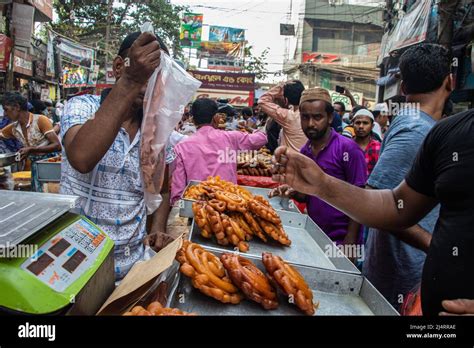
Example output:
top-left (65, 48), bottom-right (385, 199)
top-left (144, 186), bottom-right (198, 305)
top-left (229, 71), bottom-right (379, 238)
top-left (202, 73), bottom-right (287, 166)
top-left (0, 31), bottom-right (472, 316)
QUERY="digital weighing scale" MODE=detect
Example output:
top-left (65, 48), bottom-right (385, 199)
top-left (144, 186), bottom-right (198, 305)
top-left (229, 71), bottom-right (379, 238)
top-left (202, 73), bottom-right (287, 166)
top-left (0, 191), bottom-right (115, 315)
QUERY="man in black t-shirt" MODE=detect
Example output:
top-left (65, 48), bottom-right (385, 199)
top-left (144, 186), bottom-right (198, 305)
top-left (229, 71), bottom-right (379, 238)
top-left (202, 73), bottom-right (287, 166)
top-left (271, 108), bottom-right (474, 316)
top-left (405, 108), bottom-right (474, 315)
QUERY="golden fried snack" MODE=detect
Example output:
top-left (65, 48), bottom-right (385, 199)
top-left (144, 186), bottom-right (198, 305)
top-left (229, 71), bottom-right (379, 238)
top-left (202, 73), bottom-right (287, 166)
top-left (184, 185), bottom-right (205, 200)
top-left (243, 211), bottom-right (267, 242)
top-left (201, 185), bottom-right (218, 199)
top-left (192, 202), bottom-right (213, 238)
top-left (262, 252), bottom-right (317, 315)
top-left (176, 241), bottom-right (243, 304)
top-left (208, 198), bottom-right (226, 213)
top-left (123, 302), bottom-right (196, 316)
top-left (248, 196), bottom-right (282, 225)
top-left (254, 195), bottom-right (270, 207)
top-left (257, 217), bottom-right (291, 246)
top-left (231, 212), bottom-right (254, 241)
top-left (146, 302), bottom-right (197, 316)
top-left (231, 185), bottom-right (253, 202)
top-left (221, 253), bottom-right (279, 310)
top-left (128, 305), bottom-right (150, 316)
top-left (203, 204), bottom-right (229, 246)
top-left (221, 214), bottom-right (249, 252)
top-left (214, 191), bottom-right (247, 213)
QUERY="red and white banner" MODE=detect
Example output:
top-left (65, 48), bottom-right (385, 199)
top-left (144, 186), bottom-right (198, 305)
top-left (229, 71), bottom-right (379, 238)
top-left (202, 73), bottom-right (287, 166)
top-left (302, 52), bottom-right (341, 64)
top-left (0, 34), bottom-right (12, 72)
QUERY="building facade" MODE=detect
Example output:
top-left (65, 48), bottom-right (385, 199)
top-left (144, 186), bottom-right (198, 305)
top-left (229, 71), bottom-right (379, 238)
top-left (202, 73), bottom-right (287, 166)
top-left (284, 0), bottom-right (384, 103)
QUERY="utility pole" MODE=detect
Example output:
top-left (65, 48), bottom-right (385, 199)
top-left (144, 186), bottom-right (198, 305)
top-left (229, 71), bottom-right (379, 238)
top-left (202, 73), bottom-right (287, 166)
top-left (105, 0), bottom-right (113, 69)
top-left (284, 0), bottom-right (293, 62)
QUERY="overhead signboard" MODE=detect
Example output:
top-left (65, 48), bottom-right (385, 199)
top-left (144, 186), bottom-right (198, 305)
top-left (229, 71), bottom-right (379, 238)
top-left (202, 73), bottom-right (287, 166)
top-left (194, 89), bottom-right (254, 107)
top-left (188, 70), bottom-right (255, 91)
top-left (180, 13), bottom-right (203, 48)
top-left (209, 26), bottom-right (245, 42)
top-left (12, 3), bottom-right (35, 48)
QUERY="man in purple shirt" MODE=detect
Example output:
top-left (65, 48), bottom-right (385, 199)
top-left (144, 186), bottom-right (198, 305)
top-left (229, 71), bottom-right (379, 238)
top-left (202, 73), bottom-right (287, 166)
top-left (170, 98), bottom-right (267, 204)
top-left (270, 88), bottom-right (367, 249)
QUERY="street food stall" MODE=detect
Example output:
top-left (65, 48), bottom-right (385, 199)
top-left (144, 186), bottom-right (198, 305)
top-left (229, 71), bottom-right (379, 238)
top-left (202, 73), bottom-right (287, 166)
top-left (0, 174), bottom-right (398, 316)
top-left (98, 176), bottom-right (398, 316)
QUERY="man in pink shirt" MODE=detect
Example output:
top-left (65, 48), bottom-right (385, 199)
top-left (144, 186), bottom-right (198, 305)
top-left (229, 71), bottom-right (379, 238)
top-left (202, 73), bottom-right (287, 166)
top-left (258, 80), bottom-right (307, 152)
top-left (170, 98), bottom-right (267, 204)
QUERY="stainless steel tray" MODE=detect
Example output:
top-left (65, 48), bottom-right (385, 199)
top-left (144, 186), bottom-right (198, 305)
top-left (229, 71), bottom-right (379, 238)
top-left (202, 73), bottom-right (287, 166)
top-left (165, 250), bottom-right (398, 316)
top-left (189, 210), bottom-right (360, 273)
top-left (179, 180), bottom-right (301, 218)
top-left (0, 191), bottom-right (77, 247)
top-left (0, 152), bottom-right (18, 168)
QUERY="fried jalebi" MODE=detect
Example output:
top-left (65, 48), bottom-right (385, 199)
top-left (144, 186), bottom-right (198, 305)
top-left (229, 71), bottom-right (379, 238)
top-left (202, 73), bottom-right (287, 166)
top-left (262, 252), bottom-right (317, 315)
top-left (176, 241), bottom-right (243, 304)
top-left (257, 217), bottom-right (291, 246)
top-left (221, 214), bottom-right (249, 252)
top-left (248, 196), bottom-right (282, 225)
top-left (221, 253), bottom-right (278, 310)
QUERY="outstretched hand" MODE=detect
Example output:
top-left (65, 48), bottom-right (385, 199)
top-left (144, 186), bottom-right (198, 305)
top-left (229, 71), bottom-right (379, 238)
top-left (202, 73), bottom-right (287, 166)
top-left (271, 146), bottom-right (324, 196)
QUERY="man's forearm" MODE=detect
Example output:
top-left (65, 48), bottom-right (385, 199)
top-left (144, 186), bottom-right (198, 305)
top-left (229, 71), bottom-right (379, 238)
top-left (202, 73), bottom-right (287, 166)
top-left (258, 84), bottom-right (286, 121)
top-left (348, 95), bottom-right (357, 107)
top-left (67, 77), bottom-right (142, 172)
top-left (311, 173), bottom-right (434, 231)
top-left (150, 191), bottom-right (171, 234)
top-left (387, 224), bottom-right (432, 253)
top-left (150, 166), bottom-right (171, 234)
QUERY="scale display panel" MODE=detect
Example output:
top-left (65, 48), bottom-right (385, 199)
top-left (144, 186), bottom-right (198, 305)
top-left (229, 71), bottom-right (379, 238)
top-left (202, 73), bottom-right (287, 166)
top-left (21, 218), bottom-right (107, 292)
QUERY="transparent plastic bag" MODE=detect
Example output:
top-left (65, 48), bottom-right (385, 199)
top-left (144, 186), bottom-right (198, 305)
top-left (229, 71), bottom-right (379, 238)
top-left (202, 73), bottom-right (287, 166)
top-left (140, 23), bottom-right (201, 213)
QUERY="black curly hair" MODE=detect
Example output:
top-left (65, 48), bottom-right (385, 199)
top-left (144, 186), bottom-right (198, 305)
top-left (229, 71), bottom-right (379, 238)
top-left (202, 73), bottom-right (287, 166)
top-left (399, 43), bottom-right (451, 94)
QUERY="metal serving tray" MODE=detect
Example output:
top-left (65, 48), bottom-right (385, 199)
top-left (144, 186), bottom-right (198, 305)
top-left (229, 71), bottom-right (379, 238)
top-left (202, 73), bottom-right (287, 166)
top-left (0, 152), bottom-right (18, 168)
top-left (189, 209), bottom-right (360, 273)
top-left (179, 180), bottom-right (301, 218)
top-left (165, 250), bottom-right (398, 316)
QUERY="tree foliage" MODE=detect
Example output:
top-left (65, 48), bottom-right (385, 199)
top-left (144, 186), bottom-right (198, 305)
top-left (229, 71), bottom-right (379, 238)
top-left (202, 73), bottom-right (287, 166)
top-left (243, 45), bottom-right (270, 81)
top-left (51, 0), bottom-right (186, 68)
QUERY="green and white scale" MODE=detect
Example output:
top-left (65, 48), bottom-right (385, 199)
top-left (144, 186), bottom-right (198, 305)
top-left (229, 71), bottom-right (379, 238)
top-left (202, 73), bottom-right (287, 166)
top-left (0, 191), bottom-right (115, 315)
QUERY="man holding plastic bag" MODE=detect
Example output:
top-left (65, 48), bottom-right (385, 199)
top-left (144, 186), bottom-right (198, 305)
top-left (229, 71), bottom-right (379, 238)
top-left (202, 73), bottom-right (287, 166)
top-left (60, 31), bottom-right (198, 280)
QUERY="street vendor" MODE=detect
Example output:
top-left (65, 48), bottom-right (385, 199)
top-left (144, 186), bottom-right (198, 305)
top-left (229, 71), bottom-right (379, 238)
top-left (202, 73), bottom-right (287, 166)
top-left (170, 98), bottom-right (267, 204)
top-left (0, 92), bottom-right (61, 191)
top-left (258, 80), bottom-right (307, 152)
top-left (269, 88), bottom-right (367, 253)
top-left (59, 32), bottom-right (172, 280)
